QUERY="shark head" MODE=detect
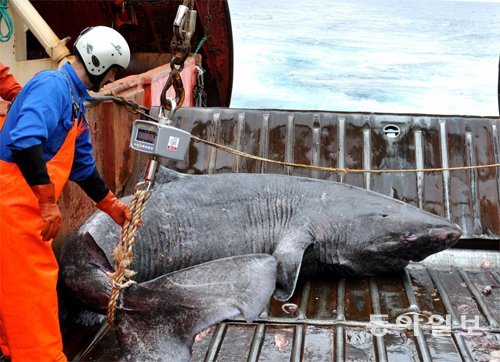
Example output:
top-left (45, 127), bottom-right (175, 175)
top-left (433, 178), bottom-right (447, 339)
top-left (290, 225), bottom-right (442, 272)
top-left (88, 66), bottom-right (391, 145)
top-left (342, 198), bottom-right (461, 275)
top-left (311, 189), bottom-right (462, 277)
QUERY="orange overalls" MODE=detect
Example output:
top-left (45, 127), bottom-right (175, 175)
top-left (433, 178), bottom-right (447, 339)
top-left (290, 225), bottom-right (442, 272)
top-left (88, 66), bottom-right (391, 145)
top-left (0, 119), bottom-right (85, 361)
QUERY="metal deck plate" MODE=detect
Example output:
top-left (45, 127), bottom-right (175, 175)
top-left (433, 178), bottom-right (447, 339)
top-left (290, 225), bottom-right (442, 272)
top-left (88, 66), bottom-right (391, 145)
top-left (73, 253), bottom-right (500, 361)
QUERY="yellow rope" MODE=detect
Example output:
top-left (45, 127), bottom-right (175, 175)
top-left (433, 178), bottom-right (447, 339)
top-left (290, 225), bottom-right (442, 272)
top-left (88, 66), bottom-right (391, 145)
top-left (106, 188), bottom-right (151, 326)
top-left (122, 106), bottom-right (500, 175)
top-left (189, 134), bottom-right (500, 174)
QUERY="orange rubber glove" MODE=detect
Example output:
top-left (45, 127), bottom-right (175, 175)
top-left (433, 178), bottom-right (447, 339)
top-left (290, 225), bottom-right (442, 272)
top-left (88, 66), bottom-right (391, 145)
top-left (96, 191), bottom-right (132, 227)
top-left (31, 183), bottom-right (62, 241)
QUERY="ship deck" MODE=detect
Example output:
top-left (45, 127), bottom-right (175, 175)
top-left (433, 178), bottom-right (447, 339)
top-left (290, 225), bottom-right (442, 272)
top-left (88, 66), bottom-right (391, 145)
top-left (63, 107), bottom-right (500, 361)
top-left (67, 250), bottom-right (499, 362)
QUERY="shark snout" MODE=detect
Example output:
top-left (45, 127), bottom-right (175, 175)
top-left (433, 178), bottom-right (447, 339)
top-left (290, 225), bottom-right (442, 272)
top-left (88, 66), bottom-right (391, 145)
top-left (430, 225), bottom-right (462, 247)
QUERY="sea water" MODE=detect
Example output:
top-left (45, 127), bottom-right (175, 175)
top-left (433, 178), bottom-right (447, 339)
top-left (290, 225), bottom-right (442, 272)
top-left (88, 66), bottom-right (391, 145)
top-left (228, 0), bottom-right (500, 116)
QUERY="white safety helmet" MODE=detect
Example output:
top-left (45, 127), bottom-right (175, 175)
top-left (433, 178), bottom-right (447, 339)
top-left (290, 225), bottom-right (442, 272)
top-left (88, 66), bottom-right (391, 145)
top-left (74, 26), bottom-right (130, 85)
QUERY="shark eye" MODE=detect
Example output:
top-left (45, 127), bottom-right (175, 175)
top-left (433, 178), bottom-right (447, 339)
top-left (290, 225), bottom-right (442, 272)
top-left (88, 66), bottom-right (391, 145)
top-left (404, 233), bottom-right (418, 242)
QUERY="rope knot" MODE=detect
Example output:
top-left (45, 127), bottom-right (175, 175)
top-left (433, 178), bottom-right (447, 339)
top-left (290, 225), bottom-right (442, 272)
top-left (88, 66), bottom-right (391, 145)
top-left (106, 189), bottom-right (151, 326)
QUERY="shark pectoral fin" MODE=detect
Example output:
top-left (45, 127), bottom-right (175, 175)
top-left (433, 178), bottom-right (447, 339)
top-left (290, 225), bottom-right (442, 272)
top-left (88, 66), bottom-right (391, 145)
top-left (59, 232), bottom-right (114, 311)
top-left (273, 230), bottom-right (314, 301)
top-left (116, 254), bottom-right (277, 362)
top-left (81, 232), bottom-right (114, 273)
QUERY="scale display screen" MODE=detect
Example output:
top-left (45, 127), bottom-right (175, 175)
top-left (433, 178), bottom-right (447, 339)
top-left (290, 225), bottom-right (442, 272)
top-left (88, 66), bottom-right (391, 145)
top-left (136, 128), bottom-right (157, 144)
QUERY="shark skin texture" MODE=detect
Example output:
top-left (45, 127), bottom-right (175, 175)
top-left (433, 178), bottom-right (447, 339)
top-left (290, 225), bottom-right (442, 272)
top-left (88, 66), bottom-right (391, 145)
top-left (60, 243), bottom-right (277, 362)
top-left (115, 255), bottom-right (277, 361)
top-left (59, 167), bottom-right (461, 360)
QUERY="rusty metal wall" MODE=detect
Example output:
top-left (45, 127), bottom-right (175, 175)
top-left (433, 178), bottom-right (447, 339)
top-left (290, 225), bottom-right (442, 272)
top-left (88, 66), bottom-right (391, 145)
top-left (29, 0), bottom-right (233, 107)
top-left (161, 108), bottom-right (500, 241)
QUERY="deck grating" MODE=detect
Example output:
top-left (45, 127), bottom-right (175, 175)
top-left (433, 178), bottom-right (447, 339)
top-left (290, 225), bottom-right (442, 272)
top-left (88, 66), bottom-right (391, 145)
top-left (70, 264), bottom-right (500, 361)
top-left (204, 322), bottom-right (226, 362)
top-left (427, 268), bottom-right (474, 361)
top-left (457, 268), bottom-right (499, 328)
top-left (401, 269), bottom-right (433, 362)
top-left (369, 277), bottom-right (388, 362)
top-left (247, 323), bottom-right (266, 362)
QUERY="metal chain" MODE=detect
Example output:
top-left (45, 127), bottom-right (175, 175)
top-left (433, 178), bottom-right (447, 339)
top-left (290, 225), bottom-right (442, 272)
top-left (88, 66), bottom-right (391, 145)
top-left (194, 65), bottom-right (207, 107)
top-left (90, 93), bottom-right (150, 113)
top-left (105, 0), bottom-right (198, 326)
top-left (160, 0), bottom-right (196, 112)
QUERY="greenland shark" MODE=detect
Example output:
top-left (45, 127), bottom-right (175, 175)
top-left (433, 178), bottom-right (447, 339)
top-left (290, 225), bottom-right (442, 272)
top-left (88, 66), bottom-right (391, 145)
top-left (60, 251), bottom-right (277, 361)
top-left (59, 167), bottom-right (461, 360)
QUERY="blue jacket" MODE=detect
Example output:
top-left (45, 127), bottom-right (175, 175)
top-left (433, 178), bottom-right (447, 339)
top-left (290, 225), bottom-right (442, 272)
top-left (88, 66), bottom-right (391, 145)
top-left (0, 62), bottom-right (96, 181)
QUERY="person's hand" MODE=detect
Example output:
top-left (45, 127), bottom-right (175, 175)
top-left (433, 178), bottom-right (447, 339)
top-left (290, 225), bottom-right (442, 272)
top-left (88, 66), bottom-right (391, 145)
top-left (96, 191), bottom-right (132, 227)
top-left (31, 184), bottom-right (62, 241)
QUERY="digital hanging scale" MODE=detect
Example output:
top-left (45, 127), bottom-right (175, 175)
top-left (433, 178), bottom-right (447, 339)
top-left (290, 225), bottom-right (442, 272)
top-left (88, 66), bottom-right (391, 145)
top-left (130, 119), bottom-right (191, 161)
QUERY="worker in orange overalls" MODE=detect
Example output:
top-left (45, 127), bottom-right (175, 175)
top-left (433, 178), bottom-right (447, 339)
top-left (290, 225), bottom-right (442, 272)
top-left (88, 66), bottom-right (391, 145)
top-left (0, 63), bottom-right (22, 102)
top-left (0, 26), bottom-right (134, 362)
top-left (0, 63), bottom-right (22, 130)
top-left (0, 63), bottom-right (21, 362)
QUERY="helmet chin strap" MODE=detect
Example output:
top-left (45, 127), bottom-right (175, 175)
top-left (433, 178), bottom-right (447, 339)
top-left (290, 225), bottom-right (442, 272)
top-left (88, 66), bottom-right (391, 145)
top-left (90, 82), bottom-right (101, 92)
top-left (88, 73), bottom-right (105, 92)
